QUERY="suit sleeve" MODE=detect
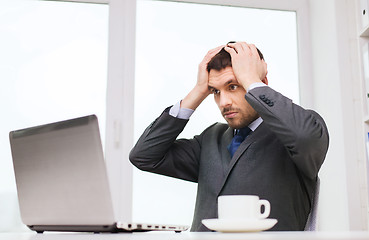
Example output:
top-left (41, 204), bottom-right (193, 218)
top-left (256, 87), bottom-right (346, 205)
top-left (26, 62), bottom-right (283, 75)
top-left (245, 86), bottom-right (329, 179)
top-left (129, 107), bottom-right (201, 182)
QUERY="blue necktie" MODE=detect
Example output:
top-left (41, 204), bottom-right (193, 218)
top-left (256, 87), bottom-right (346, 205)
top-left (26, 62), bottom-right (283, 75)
top-left (227, 127), bottom-right (251, 158)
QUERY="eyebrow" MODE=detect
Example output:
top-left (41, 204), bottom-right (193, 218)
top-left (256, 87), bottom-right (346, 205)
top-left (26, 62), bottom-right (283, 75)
top-left (208, 79), bottom-right (237, 90)
top-left (224, 80), bottom-right (236, 86)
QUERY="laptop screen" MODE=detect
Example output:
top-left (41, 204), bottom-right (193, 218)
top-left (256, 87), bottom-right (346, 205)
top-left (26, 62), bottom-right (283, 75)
top-left (10, 115), bottom-right (116, 226)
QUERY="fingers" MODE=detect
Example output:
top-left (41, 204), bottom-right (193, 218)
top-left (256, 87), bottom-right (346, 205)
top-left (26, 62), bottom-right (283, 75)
top-left (226, 42), bottom-right (243, 54)
top-left (226, 42), bottom-right (258, 58)
top-left (202, 42), bottom-right (263, 65)
top-left (223, 41), bottom-right (267, 86)
top-left (200, 45), bottom-right (225, 67)
top-left (249, 44), bottom-right (260, 59)
top-left (209, 45), bottom-right (225, 53)
top-left (223, 42), bottom-right (241, 58)
top-left (207, 45), bottom-right (225, 58)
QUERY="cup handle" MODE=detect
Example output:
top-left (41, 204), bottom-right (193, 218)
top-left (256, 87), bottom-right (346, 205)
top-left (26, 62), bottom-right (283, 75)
top-left (258, 199), bottom-right (270, 219)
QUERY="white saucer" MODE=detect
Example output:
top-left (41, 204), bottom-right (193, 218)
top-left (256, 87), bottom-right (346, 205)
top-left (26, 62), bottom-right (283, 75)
top-left (202, 218), bottom-right (278, 233)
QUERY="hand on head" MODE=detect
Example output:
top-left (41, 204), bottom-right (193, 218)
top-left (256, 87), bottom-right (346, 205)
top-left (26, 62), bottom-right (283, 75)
top-left (180, 41), bottom-right (267, 111)
top-left (196, 45), bottom-right (225, 96)
top-left (180, 45), bottom-right (225, 110)
top-left (224, 42), bottom-right (268, 90)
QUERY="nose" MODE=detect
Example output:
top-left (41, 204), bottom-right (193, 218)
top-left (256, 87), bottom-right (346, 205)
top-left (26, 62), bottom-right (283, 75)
top-left (219, 92), bottom-right (232, 109)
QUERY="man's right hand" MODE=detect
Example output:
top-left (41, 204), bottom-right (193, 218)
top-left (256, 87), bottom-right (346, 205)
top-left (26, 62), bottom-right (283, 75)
top-left (181, 45), bottom-right (224, 110)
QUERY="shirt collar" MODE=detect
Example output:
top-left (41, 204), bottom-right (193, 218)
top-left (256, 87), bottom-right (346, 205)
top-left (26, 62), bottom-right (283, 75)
top-left (233, 117), bottom-right (263, 135)
top-left (248, 117), bottom-right (263, 132)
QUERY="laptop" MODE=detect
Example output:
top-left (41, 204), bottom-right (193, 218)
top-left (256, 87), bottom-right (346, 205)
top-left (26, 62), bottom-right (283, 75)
top-left (9, 115), bottom-right (189, 233)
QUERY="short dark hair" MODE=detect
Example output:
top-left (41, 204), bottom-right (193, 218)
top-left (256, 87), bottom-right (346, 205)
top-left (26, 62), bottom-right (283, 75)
top-left (207, 42), bottom-right (264, 72)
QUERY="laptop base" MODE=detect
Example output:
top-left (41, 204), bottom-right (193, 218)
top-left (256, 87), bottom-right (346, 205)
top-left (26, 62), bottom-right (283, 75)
top-left (29, 224), bottom-right (126, 234)
top-left (29, 222), bottom-right (187, 233)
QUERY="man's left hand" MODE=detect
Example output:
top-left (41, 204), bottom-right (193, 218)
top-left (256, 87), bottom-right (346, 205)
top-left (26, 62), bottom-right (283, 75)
top-left (224, 42), bottom-right (268, 90)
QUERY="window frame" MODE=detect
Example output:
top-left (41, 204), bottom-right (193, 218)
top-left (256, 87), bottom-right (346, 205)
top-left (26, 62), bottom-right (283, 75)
top-left (45, 0), bottom-right (109, 3)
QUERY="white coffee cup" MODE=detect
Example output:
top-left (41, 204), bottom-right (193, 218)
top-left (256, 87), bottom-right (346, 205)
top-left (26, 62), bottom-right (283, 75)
top-left (218, 195), bottom-right (270, 220)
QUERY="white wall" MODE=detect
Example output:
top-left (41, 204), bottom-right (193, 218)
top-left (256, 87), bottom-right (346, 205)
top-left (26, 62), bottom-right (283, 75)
top-left (310, 0), bottom-right (368, 230)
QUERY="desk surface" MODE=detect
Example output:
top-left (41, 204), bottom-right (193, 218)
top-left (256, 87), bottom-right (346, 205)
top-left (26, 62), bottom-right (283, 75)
top-left (2, 231), bottom-right (369, 240)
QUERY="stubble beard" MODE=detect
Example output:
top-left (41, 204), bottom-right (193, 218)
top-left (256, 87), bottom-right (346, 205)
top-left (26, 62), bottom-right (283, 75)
top-left (222, 108), bottom-right (259, 129)
top-left (226, 118), bottom-right (248, 129)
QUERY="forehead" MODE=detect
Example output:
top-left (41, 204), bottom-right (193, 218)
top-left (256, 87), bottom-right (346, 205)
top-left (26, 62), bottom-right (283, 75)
top-left (208, 67), bottom-right (237, 88)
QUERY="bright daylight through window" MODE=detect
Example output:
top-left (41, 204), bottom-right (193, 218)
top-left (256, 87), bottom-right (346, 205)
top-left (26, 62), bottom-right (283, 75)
top-left (134, 0), bottom-right (299, 225)
top-left (0, 0), bottom-right (108, 231)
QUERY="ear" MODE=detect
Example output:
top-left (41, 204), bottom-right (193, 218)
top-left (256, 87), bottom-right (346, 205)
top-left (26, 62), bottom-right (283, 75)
top-left (262, 76), bottom-right (268, 85)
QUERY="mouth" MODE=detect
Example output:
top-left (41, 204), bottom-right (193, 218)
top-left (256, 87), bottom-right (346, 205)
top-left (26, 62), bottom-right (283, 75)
top-left (223, 111), bottom-right (237, 119)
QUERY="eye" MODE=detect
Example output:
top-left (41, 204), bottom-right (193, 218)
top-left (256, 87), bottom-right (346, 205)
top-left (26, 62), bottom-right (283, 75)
top-left (229, 85), bottom-right (238, 91)
top-left (210, 88), bottom-right (220, 95)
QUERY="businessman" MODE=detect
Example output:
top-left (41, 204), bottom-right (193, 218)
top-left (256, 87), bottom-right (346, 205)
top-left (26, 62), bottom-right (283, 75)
top-left (129, 42), bottom-right (329, 231)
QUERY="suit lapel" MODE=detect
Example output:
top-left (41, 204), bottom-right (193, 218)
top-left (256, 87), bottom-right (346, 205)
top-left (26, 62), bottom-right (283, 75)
top-left (216, 123), bottom-right (267, 196)
top-left (220, 127), bottom-right (233, 175)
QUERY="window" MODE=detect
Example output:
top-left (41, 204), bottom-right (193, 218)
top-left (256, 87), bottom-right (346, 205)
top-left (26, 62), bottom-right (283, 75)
top-left (0, 0), bottom-right (309, 230)
top-left (0, 0), bottom-right (108, 231)
top-left (133, 0), bottom-right (299, 225)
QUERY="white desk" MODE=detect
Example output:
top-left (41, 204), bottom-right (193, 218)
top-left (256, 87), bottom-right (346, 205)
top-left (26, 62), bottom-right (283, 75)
top-left (2, 231), bottom-right (369, 240)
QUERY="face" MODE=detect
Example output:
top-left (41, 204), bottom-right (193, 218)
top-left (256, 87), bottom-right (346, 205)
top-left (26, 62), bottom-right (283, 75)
top-left (208, 67), bottom-right (259, 129)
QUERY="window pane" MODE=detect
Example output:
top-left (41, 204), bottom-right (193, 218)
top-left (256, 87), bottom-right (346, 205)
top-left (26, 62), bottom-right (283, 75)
top-left (134, 0), bottom-right (299, 225)
top-left (0, 0), bottom-right (108, 231)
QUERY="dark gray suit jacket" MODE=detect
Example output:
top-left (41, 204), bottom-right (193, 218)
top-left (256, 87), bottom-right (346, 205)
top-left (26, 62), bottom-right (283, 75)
top-left (129, 86), bottom-right (329, 231)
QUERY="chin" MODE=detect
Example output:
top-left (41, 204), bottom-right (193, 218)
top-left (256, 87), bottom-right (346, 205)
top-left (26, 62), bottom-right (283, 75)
top-left (225, 121), bottom-right (242, 129)
top-left (226, 119), bottom-right (250, 129)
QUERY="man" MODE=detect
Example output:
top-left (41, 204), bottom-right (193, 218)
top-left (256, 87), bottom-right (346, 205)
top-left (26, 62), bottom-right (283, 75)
top-left (129, 42), bottom-right (329, 231)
